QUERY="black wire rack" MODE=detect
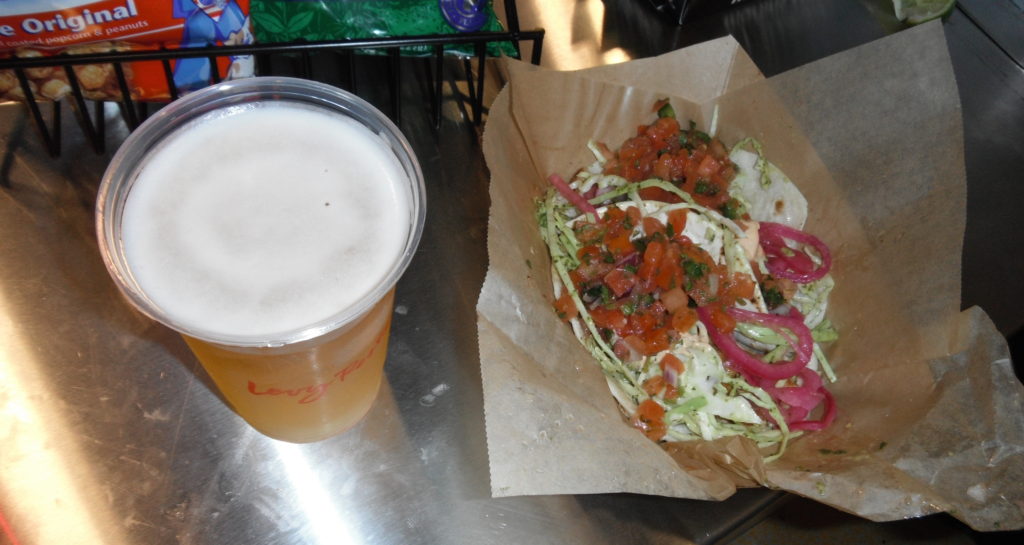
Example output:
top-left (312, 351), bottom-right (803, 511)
top-left (0, 2), bottom-right (544, 157)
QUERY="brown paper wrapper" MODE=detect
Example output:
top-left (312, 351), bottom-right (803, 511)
top-left (478, 23), bottom-right (1024, 532)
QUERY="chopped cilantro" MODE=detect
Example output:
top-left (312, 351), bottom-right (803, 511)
top-left (679, 133), bottom-right (693, 150)
top-left (657, 102), bottom-right (675, 119)
top-left (762, 286), bottom-right (785, 309)
top-left (719, 198), bottom-right (743, 219)
top-left (682, 259), bottom-right (708, 279)
top-left (695, 179), bottom-right (718, 196)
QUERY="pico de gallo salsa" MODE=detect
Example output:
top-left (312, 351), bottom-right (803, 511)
top-left (537, 101), bottom-right (839, 460)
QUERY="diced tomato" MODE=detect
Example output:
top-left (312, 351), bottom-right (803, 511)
top-left (663, 383), bottom-right (680, 402)
top-left (574, 258), bottom-right (614, 286)
top-left (645, 117), bottom-right (680, 151)
top-left (652, 154), bottom-right (673, 181)
top-left (622, 334), bottom-right (648, 355)
top-left (678, 242), bottom-right (719, 306)
top-left (618, 136), bottom-right (652, 162)
top-left (686, 282), bottom-right (716, 307)
top-left (721, 272), bottom-right (756, 305)
top-left (642, 216), bottom-right (666, 237)
top-left (654, 259), bottom-right (679, 291)
top-left (603, 206), bottom-right (626, 225)
top-left (603, 268), bottom-right (637, 298)
top-left (683, 148), bottom-right (704, 180)
top-left (668, 150), bottom-right (690, 181)
top-left (660, 353), bottom-right (685, 375)
top-left (568, 269), bottom-right (586, 289)
top-left (631, 399), bottom-right (667, 441)
top-left (642, 375), bottom-right (666, 396)
top-left (670, 307), bottom-right (698, 333)
top-left (642, 328), bottom-right (670, 354)
top-left (574, 222), bottom-right (605, 245)
top-left (621, 161), bottom-right (646, 182)
top-left (577, 245), bottom-right (602, 264)
top-left (625, 206), bottom-right (642, 227)
top-left (638, 240), bottom-right (665, 283)
top-left (553, 293), bottom-right (578, 321)
top-left (637, 186), bottom-right (679, 203)
top-left (666, 209), bottom-right (688, 240)
top-left (591, 307), bottom-right (628, 334)
top-left (696, 154), bottom-right (720, 178)
top-left (660, 287), bottom-right (689, 313)
top-left (628, 312), bottom-right (658, 335)
top-left (707, 305), bottom-right (736, 334)
top-left (657, 244), bottom-right (683, 291)
top-left (604, 231), bottom-right (633, 257)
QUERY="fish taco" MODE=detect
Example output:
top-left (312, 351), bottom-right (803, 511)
top-left (537, 101), bottom-right (838, 460)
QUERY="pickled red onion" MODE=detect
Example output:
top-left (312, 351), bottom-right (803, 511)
top-left (789, 388), bottom-right (837, 431)
top-left (711, 309), bottom-right (837, 431)
top-left (756, 369), bottom-right (823, 413)
top-left (728, 307), bottom-right (814, 360)
top-left (759, 222), bottom-right (831, 283)
top-left (698, 306), bottom-right (811, 380)
top-left (549, 173), bottom-right (599, 218)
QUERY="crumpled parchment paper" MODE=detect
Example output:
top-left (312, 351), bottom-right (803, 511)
top-left (477, 22), bottom-right (1024, 532)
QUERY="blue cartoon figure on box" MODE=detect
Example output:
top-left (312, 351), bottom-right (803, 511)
top-left (172, 0), bottom-right (253, 92)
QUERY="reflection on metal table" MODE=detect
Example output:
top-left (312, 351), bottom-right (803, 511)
top-left (2, 1), bottom-right (1022, 544)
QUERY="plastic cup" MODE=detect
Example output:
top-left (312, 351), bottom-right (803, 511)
top-left (96, 77), bottom-right (426, 443)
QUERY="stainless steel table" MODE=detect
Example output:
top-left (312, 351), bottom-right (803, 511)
top-left (2, 1), bottom-right (1021, 544)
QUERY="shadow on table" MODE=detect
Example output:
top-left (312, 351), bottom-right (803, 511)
top-left (732, 494), bottom-right (1023, 545)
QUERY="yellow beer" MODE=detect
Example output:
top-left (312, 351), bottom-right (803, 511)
top-left (185, 291), bottom-right (394, 443)
top-left (97, 78), bottom-right (426, 442)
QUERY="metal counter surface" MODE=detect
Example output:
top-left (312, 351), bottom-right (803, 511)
top-left (0, 69), bottom-right (782, 545)
top-left (3, 1), bottom-right (1022, 544)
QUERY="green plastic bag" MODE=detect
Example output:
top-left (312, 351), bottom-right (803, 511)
top-left (250, 0), bottom-right (517, 57)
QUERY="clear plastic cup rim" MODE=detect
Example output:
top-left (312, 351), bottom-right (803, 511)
top-left (96, 77), bottom-right (427, 348)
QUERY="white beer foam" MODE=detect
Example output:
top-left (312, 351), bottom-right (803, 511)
top-left (122, 102), bottom-right (410, 339)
